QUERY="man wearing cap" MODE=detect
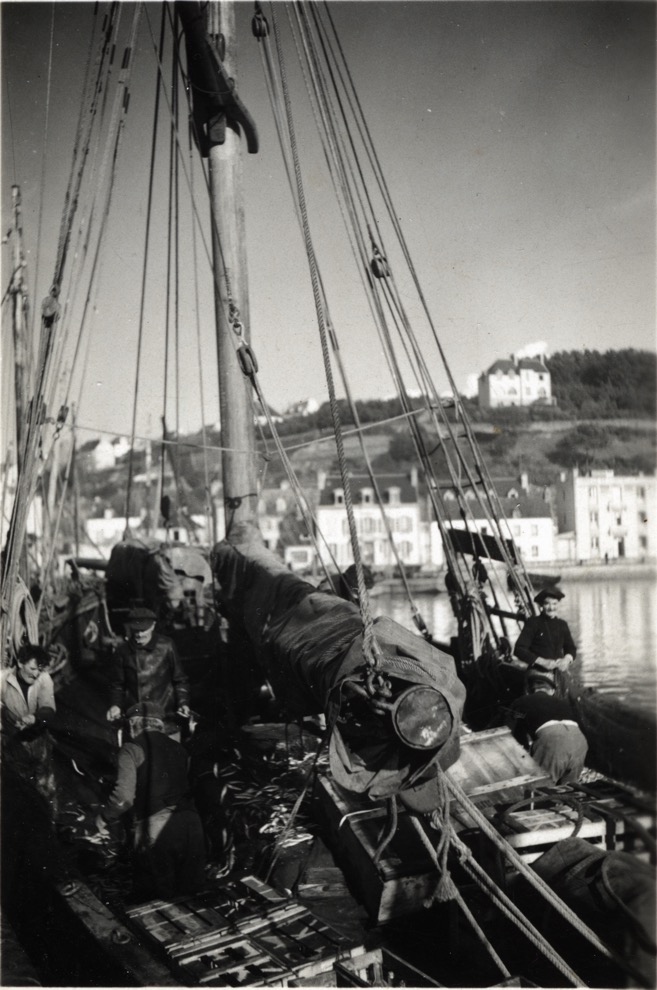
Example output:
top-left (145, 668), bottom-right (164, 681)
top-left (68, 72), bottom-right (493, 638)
top-left (106, 607), bottom-right (190, 737)
top-left (513, 588), bottom-right (577, 686)
top-left (96, 701), bottom-right (206, 900)
top-left (506, 673), bottom-right (588, 784)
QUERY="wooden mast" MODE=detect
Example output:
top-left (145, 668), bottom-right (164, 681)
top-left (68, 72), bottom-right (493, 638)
top-left (9, 184), bottom-right (30, 583)
top-left (206, 1), bottom-right (258, 539)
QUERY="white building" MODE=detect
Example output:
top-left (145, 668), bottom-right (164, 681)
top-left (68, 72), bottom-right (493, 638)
top-left (554, 468), bottom-right (656, 562)
top-left (80, 435), bottom-right (131, 471)
top-left (257, 483), bottom-right (312, 553)
top-left (315, 471), bottom-right (422, 570)
top-left (284, 398), bottom-right (319, 417)
top-left (428, 495), bottom-right (556, 567)
top-left (478, 357), bottom-right (553, 410)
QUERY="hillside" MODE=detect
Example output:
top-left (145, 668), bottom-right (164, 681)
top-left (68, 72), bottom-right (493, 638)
top-left (73, 347), bottom-right (655, 519)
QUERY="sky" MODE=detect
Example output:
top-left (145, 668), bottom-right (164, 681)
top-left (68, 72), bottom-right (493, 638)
top-left (2, 1), bottom-right (655, 445)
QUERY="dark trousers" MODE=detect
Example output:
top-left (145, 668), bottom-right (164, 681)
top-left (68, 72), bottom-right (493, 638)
top-left (136, 808), bottom-right (206, 901)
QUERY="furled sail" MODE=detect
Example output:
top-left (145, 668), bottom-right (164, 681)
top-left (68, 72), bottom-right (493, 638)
top-left (213, 523), bottom-right (465, 801)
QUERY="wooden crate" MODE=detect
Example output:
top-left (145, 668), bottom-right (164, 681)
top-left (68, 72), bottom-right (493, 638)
top-left (569, 779), bottom-right (657, 860)
top-left (448, 728), bottom-right (550, 800)
top-left (314, 774), bottom-right (438, 922)
top-left (496, 803), bottom-right (607, 863)
top-left (335, 947), bottom-right (445, 987)
top-left (126, 877), bottom-right (365, 987)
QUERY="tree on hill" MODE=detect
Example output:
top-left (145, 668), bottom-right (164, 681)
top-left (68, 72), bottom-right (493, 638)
top-left (546, 348), bottom-right (656, 417)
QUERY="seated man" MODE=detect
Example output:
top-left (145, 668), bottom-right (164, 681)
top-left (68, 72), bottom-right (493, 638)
top-left (0, 644), bottom-right (58, 818)
top-left (514, 588), bottom-right (576, 689)
top-left (96, 702), bottom-right (206, 901)
top-left (506, 673), bottom-right (588, 785)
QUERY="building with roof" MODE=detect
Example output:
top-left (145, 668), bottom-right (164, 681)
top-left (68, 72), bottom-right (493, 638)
top-left (554, 468), bottom-right (655, 562)
top-left (315, 470), bottom-right (422, 570)
top-left (478, 356), bottom-right (554, 409)
top-left (257, 482), bottom-right (313, 553)
top-left (427, 479), bottom-right (556, 567)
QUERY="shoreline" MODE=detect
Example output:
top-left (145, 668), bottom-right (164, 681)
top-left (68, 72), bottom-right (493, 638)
top-left (370, 560), bottom-right (656, 595)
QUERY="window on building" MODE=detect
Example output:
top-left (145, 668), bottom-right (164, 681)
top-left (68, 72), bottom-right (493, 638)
top-left (361, 488), bottom-right (373, 504)
top-left (640, 536), bottom-right (648, 549)
top-left (638, 511), bottom-right (647, 525)
top-left (638, 487), bottom-right (646, 499)
top-left (591, 537), bottom-right (599, 550)
top-left (276, 497), bottom-right (286, 514)
top-left (531, 546), bottom-right (539, 557)
top-left (589, 487), bottom-right (596, 498)
top-left (616, 515), bottom-right (622, 526)
top-left (388, 487), bottom-right (401, 505)
top-left (444, 491), bottom-right (455, 501)
top-left (334, 489), bottom-right (344, 505)
top-left (590, 511), bottom-right (598, 524)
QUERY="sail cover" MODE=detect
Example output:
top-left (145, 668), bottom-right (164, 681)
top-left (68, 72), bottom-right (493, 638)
top-left (213, 526), bottom-right (465, 800)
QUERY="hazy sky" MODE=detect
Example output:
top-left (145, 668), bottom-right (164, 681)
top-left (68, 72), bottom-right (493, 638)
top-left (2, 1), bottom-right (655, 442)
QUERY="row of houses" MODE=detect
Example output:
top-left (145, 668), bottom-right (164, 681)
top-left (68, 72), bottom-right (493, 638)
top-left (67, 466), bottom-right (653, 574)
top-left (260, 467), bottom-right (655, 574)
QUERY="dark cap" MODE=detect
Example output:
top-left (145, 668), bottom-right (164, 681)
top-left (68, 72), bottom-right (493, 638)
top-left (534, 587), bottom-right (564, 606)
top-left (126, 607), bottom-right (157, 630)
top-left (527, 672), bottom-right (555, 691)
top-left (125, 701), bottom-right (165, 721)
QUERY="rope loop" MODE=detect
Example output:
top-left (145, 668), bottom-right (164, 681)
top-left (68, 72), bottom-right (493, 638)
top-left (228, 300), bottom-right (241, 328)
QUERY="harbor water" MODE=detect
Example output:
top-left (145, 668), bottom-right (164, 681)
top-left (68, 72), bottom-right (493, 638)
top-left (374, 574), bottom-right (657, 716)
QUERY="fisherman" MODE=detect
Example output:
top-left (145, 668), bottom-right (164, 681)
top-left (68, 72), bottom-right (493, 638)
top-left (513, 587), bottom-right (576, 688)
top-left (106, 607), bottom-right (190, 739)
top-left (506, 672), bottom-right (588, 784)
top-left (95, 701), bottom-right (207, 901)
top-left (0, 643), bottom-right (59, 818)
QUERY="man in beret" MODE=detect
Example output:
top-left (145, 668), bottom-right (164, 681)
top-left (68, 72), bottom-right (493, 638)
top-left (513, 587), bottom-right (577, 688)
top-left (106, 607), bottom-right (190, 738)
top-left (506, 672), bottom-right (588, 784)
top-left (96, 702), bottom-right (206, 900)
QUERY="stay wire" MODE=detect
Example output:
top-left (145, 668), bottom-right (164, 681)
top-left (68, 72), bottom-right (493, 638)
top-left (125, 4), bottom-right (166, 527)
top-left (271, 2), bottom-right (379, 663)
top-left (187, 110), bottom-right (214, 544)
top-left (322, 0), bottom-right (535, 614)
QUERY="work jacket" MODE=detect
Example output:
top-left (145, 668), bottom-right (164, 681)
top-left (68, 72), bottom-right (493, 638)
top-left (102, 729), bottom-right (193, 824)
top-left (108, 633), bottom-right (189, 728)
top-left (514, 614), bottom-right (577, 667)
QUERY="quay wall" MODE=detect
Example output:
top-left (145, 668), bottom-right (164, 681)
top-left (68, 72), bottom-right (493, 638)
top-left (371, 560), bottom-right (656, 595)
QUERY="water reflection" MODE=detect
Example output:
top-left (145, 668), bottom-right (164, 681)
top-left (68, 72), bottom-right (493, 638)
top-left (373, 575), bottom-right (656, 715)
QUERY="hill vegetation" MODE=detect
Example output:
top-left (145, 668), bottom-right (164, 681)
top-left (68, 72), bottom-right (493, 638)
top-left (77, 349), bottom-right (655, 519)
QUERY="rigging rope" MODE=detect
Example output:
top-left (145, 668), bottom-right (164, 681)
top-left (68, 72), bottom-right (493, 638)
top-left (269, 3), bottom-right (381, 671)
top-left (125, 5), bottom-right (164, 528)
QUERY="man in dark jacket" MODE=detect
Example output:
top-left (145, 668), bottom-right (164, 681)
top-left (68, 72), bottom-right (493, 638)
top-left (506, 673), bottom-right (588, 784)
top-left (106, 607), bottom-right (190, 738)
top-left (514, 588), bottom-right (577, 687)
top-left (96, 702), bottom-right (206, 900)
